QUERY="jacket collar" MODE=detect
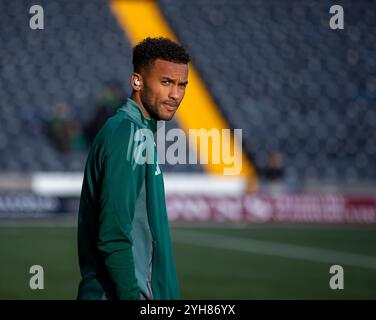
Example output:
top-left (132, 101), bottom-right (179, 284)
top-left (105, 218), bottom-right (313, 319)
top-left (119, 98), bottom-right (157, 133)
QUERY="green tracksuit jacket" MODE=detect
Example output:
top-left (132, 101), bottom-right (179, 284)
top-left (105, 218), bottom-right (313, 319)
top-left (77, 98), bottom-right (179, 300)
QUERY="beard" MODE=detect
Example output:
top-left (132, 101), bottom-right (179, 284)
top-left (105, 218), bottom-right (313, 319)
top-left (141, 95), bottom-right (177, 121)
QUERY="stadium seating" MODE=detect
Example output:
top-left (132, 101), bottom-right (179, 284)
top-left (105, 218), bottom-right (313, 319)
top-left (1, 0), bottom-right (375, 184)
top-left (158, 0), bottom-right (376, 184)
top-left (0, 0), bottom-right (202, 173)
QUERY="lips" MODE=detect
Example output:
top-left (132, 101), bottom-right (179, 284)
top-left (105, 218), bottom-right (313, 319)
top-left (162, 102), bottom-right (178, 112)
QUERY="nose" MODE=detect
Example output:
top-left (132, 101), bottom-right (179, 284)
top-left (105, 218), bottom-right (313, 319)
top-left (168, 85), bottom-right (179, 101)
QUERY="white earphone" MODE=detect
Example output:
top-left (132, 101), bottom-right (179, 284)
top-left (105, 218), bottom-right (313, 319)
top-left (134, 79), bottom-right (140, 86)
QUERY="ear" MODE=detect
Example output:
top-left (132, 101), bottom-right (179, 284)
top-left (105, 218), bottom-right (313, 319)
top-left (131, 73), bottom-right (142, 91)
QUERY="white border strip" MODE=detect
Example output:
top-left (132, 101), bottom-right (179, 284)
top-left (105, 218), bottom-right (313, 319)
top-left (31, 172), bottom-right (246, 196)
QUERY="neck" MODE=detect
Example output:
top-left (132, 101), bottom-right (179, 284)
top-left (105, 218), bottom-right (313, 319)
top-left (130, 92), bottom-right (151, 119)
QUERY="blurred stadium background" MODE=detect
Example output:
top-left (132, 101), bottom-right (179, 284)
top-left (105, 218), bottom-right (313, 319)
top-left (1, 0), bottom-right (376, 299)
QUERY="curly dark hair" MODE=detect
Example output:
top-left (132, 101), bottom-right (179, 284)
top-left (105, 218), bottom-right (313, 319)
top-left (132, 37), bottom-right (191, 72)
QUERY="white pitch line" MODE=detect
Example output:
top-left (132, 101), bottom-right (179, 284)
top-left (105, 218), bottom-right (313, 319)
top-left (172, 230), bottom-right (376, 270)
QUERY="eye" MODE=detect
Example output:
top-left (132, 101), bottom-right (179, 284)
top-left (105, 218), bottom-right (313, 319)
top-left (179, 83), bottom-right (187, 89)
top-left (161, 80), bottom-right (170, 85)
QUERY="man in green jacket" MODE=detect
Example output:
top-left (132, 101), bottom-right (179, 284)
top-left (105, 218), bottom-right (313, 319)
top-left (77, 37), bottom-right (190, 300)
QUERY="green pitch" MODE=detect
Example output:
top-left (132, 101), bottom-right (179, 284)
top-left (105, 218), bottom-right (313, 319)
top-left (0, 223), bottom-right (375, 299)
